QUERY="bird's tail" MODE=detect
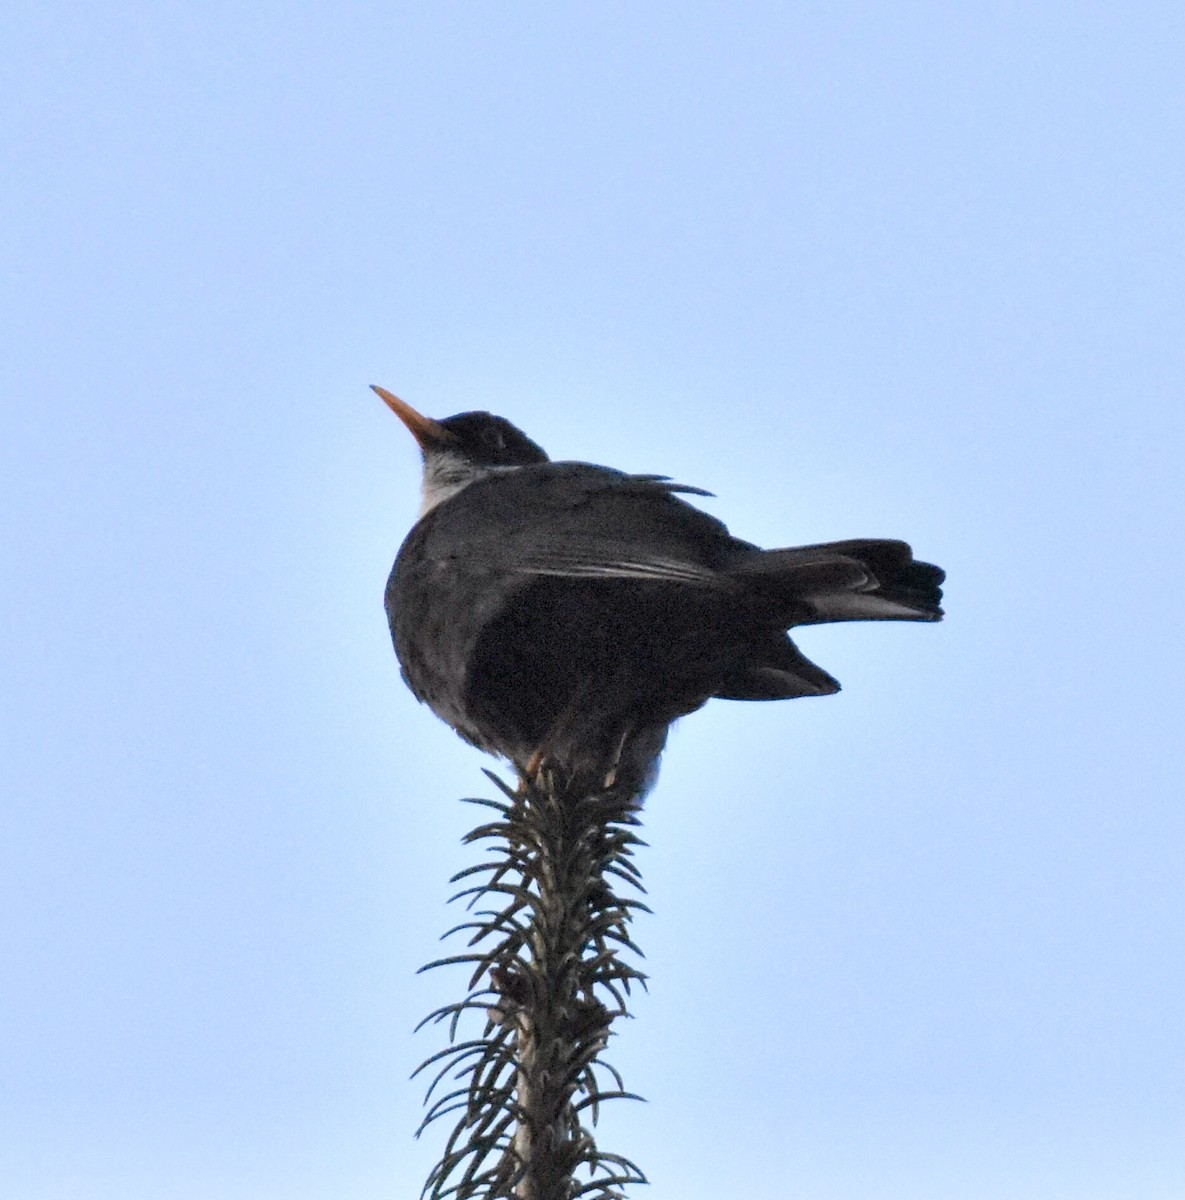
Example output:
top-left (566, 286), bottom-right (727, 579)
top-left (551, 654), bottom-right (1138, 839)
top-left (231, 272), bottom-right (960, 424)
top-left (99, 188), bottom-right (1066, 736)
top-left (731, 538), bottom-right (945, 625)
top-left (713, 538), bottom-right (943, 704)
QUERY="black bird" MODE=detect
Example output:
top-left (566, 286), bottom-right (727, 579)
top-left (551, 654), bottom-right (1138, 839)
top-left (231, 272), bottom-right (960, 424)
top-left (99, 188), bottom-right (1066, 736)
top-left (377, 386), bottom-right (943, 798)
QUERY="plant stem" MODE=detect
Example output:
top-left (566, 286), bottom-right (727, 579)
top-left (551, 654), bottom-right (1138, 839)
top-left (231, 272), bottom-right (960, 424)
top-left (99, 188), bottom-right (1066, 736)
top-left (416, 769), bottom-right (648, 1200)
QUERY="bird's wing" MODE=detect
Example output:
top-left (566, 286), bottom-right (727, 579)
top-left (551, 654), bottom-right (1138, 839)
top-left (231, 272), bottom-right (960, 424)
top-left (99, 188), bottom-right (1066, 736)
top-left (427, 463), bottom-right (740, 588)
top-left (510, 546), bottom-right (726, 587)
top-left (511, 469), bottom-right (736, 586)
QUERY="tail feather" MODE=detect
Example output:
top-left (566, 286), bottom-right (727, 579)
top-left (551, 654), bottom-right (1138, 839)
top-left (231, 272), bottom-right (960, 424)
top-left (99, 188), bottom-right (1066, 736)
top-left (715, 635), bottom-right (841, 701)
top-left (731, 538), bottom-right (945, 625)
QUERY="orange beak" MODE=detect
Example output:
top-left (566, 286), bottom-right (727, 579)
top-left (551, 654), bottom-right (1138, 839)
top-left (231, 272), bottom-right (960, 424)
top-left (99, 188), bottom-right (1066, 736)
top-left (371, 385), bottom-right (457, 450)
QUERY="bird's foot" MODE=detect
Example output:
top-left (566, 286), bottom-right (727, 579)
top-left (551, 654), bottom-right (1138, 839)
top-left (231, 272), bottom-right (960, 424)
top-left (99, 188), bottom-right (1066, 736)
top-left (517, 748), bottom-right (552, 795)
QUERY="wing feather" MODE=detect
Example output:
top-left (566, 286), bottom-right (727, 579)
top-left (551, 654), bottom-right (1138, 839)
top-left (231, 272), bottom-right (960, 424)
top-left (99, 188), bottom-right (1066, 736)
top-left (510, 549), bottom-right (727, 587)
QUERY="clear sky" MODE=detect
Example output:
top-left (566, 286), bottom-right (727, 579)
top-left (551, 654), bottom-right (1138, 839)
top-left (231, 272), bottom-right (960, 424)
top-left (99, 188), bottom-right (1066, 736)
top-left (2, 4), bottom-right (1181, 1198)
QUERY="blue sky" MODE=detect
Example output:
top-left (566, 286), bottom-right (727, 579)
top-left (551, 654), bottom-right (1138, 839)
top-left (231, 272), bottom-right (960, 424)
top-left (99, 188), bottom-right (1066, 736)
top-left (2, 3), bottom-right (1181, 1198)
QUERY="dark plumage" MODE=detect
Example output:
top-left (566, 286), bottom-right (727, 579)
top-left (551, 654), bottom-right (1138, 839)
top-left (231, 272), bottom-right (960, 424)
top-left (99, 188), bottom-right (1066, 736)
top-left (377, 387), bottom-right (943, 797)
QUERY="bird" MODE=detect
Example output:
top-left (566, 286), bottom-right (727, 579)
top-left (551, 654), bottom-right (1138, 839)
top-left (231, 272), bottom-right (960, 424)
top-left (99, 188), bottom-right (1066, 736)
top-left (376, 385), bottom-right (944, 799)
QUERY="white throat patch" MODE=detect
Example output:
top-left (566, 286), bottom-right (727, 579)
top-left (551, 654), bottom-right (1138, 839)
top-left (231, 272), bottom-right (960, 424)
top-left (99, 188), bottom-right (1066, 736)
top-left (419, 452), bottom-right (520, 516)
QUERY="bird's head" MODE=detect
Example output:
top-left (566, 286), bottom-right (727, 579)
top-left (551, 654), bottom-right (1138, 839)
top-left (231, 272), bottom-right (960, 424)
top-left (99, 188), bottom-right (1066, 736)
top-left (373, 385), bottom-right (549, 514)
